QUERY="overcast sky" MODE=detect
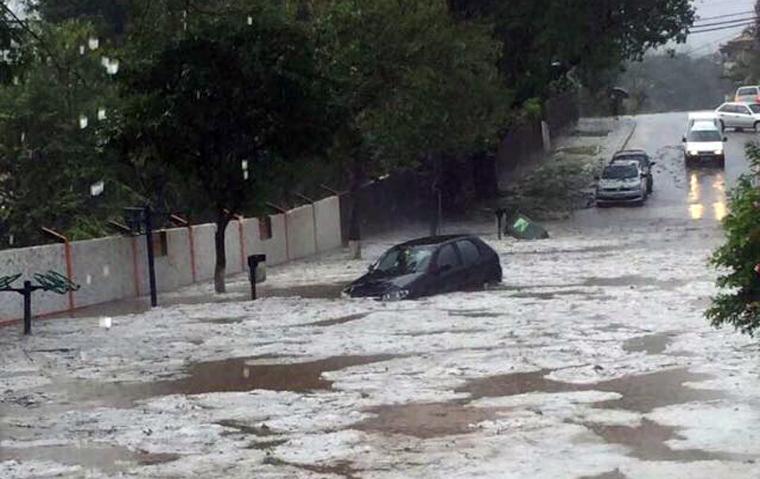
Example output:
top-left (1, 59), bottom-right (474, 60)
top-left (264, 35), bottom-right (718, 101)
top-left (677, 0), bottom-right (757, 55)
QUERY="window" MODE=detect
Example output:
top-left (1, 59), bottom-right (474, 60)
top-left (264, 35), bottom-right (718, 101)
top-left (738, 87), bottom-right (757, 96)
top-left (374, 246), bottom-right (434, 275)
top-left (602, 164), bottom-right (638, 179)
top-left (259, 216), bottom-right (272, 240)
top-left (718, 104), bottom-right (731, 113)
top-left (749, 104), bottom-right (760, 114)
top-left (687, 130), bottom-right (722, 142)
top-left (436, 244), bottom-right (461, 270)
top-left (457, 241), bottom-right (481, 266)
top-left (738, 105), bottom-right (752, 115)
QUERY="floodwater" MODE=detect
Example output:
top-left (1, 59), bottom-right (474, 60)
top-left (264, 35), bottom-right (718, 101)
top-left (457, 367), bottom-right (722, 413)
top-left (356, 402), bottom-right (497, 438)
top-left (622, 333), bottom-right (672, 355)
top-left (297, 312), bottom-right (370, 327)
top-left (260, 282), bottom-right (346, 299)
top-left (0, 444), bottom-right (179, 473)
top-left (264, 457), bottom-right (360, 479)
top-left (107, 354), bottom-right (399, 403)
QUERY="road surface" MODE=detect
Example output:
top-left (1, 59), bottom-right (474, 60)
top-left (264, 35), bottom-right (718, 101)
top-left (2, 112), bottom-right (760, 479)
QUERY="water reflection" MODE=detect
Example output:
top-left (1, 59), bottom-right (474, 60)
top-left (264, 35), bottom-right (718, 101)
top-left (687, 169), bottom-right (727, 221)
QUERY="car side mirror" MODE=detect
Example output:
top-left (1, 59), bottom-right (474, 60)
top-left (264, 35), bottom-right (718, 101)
top-left (640, 173), bottom-right (647, 178)
top-left (681, 136), bottom-right (686, 142)
top-left (650, 161), bottom-right (657, 166)
top-left (723, 137), bottom-right (728, 142)
top-left (594, 175), bottom-right (600, 181)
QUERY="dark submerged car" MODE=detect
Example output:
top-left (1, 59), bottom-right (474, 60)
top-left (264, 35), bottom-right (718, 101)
top-left (344, 235), bottom-right (502, 300)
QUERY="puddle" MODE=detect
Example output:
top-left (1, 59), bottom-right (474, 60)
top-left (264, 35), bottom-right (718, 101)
top-left (581, 418), bottom-right (750, 462)
top-left (260, 283), bottom-right (346, 299)
top-left (0, 444), bottom-right (179, 472)
top-left (86, 354), bottom-right (398, 406)
top-left (297, 312), bottom-right (370, 327)
top-left (356, 402), bottom-right (497, 438)
top-left (246, 438), bottom-right (288, 450)
top-left (457, 367), bottom-right (722, 413)
top-left (264, 457), bottom-right (360, 479)
top-left (580, 470), bottom-right (628, 479)
top-left (623, 333), bottom-right (672, 355)
top-left (195, 317), bottom-right (247, 325)
top-left (399, 328), bottom-right (488, 337)
top-left (582, 275), bottom-right (688, 290)
top-left (217, 419), bottom-right (277, 436)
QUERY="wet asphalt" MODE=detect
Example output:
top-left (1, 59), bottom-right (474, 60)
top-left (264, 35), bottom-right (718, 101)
top-left (575, 112), bottom-right (753, 230)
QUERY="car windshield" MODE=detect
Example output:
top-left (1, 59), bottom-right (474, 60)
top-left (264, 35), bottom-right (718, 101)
top-left (687, 130), bottom-right (721, 142)
top-left (602, 164), bottom-right (638, 179)
top-left (373, 245), bottom-right (434, 275)
top-left (749, 104), bottom-right (760, 114)
top-left (613, 155), bottom-right (644, 165)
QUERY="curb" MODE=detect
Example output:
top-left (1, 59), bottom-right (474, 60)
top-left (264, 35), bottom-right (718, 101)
top-left (618, 118), bottom-right (638, 151)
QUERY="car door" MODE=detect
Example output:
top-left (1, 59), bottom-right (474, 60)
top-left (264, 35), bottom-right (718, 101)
top-left (455, 239), bottom-right (483, 289)
top-left (737, 104), bottom-right (755, 128)
top-left (716, 104), bottom-right (732, 127)
top-left (432, 243), bottom-right (464, 294)
top-left (723, 105), bottom-right (740, 127)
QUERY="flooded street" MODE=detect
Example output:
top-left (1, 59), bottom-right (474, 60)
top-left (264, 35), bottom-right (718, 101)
top-left (3, 112), bottom-right (760, 477)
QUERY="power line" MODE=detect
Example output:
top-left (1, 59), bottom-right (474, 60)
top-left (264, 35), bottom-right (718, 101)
top-left (695, 10), bottom-right (754, 23)
top-left (689, 21), bottom-right (755, 34)
top-left (692, 16), bottom-right (757, 29)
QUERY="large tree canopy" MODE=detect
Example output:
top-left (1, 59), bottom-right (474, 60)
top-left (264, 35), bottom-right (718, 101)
top-left (448, 0), bottom-right (695, 101)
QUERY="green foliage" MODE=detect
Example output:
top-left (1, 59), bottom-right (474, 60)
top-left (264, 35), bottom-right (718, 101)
top-left (707, 143), bottom-right (760, 336)
top-left (116, 2), bottom-right (333, 218)
top-left (448, 0), bottom-right (694, 102)
top-left (0, 20), bottom-right (124, 247)
top-left (314, 0), bottom-right (511, 175)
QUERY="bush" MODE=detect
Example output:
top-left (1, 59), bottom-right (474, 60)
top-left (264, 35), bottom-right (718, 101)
top-left (707, 142), bottom-right (760, 335)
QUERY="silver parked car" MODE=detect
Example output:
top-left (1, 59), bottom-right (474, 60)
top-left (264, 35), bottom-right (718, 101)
top-left (715, 102), bottom-right (760, 131)
top-left (734, 85), bottom-right (760, 104)
top-left (595, 160), bottom-right (648, 206)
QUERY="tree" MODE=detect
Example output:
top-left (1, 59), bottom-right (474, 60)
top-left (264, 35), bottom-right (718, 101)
top-left (448, 0), bottom-right (695, 102)
top-left (116, 2), bottom-right (332, 293)
top-left (707, 143), bottom-right (760, 336)
top-left (26, 0), bottom-right (130, 39)
top-left (0, 19), bottom-right (123, 248)
top-left (313, 0), bottom-right (510, 247)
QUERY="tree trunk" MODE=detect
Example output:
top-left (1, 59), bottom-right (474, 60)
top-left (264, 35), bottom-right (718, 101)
top-left (214, 212), bottom-right (230, 294)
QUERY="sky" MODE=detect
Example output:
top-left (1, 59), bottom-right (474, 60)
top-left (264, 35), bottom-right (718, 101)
top-left (678, 0), bottom-right (758, 55)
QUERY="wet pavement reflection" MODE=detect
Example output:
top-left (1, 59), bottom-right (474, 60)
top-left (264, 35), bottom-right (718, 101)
top-left (0, 444), bottom-right (179, 472)
top-left (687, 169), bottom-right (727, 222)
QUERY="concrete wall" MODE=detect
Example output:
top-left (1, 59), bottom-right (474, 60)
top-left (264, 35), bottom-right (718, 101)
top-left (0, 195), bottom-right (343, 324)
top-left (315, 196), bottom-right (342, 252)
top-left (286, 205), bottom-right (317, 261)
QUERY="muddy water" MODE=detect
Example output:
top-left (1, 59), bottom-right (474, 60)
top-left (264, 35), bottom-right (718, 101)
top-left (264, 457), bottom-right (360, 479)
top-left (297, 312), bottom-right (370, 327)
top-left (580, 470), bottom-right (628, 479)
top-left (622, 333), bottom-right (672, 355)
top-left (0, 444), bottom-right (179, 472)
top-left (83, 354), bottom-right (398, 406)
top-left (457, 367), bottom-right (722, 413)
top-left (260, 282), bottom-right (346, 299)
top-left (581, 418), bottom-right (747, 462)
top-left (356, 402), bottom-right (497, 438)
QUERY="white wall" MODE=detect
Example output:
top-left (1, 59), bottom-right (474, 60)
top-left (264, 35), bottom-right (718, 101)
top-left (0, 195), bottom-right (343, 324)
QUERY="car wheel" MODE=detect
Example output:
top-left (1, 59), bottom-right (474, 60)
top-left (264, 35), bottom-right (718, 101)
top-left (647, 177), bottom-right (653, 194)
top-left (755, 122), bottom-right (760, 132)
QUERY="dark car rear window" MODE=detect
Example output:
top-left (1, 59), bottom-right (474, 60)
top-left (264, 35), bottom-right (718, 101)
top-left (457, 240), bottom-right (481, 266)
top-left (738, 87), bottom-right (757, 96)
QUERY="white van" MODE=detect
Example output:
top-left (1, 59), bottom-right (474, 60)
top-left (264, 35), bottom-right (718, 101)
top-left (682, 120), bottom-right (726, 167)
top-left (734, 85), bottom-right (760, 104)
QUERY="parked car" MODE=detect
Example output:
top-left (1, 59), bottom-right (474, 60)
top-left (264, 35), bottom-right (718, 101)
top-left (715, 102), bottom-right (760, 131)
top-left (734, 85), bottom-right (760, 104)
top-left (609, 149), bottom-right (655, 194)
top-left (595, 160), bottom-right (648, 206)
top-left (682, 120), bottom-right (726, 167)
top-left (343, 235), bottom-right (502, 300)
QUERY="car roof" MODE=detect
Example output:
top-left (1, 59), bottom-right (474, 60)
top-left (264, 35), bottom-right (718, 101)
top-left (720, 102), bottom-right (751, 107)
top-left (397, 234), bottom-right (472, 247)
top-left (614, 149), bottom-right (647, 156)
top-left (691, 121), bottom-right (719, 131)
top-left (606, 160), bottom-right (638, 168)
top-left (737, 86), bottom-right (759, 90)
top-left (688, 111), bottom-right (717, 119)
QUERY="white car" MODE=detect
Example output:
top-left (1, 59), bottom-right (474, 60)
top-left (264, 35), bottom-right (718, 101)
top-left (687, 111), bottom-right (720, 130)
top-left (734, 85), bottom-right (760, 104)
top-left (682, 121), bottom-right (726, 167)
top-left (715, 102), bottom-right (760, 131)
